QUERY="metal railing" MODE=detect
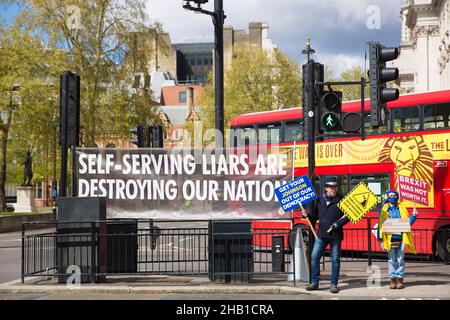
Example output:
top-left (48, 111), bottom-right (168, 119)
top-left (21, 219), bottom-right (296, 284)
top-left (321, 217), bottom-right (450, 266)
top-left (21, 217), bottom-right (449, 284)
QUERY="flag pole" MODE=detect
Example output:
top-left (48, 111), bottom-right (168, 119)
top-left (300, 204), bottom-right (318, 240)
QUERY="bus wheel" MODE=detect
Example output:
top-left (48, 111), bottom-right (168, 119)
top-left (289, 225), bottom-right (310, 252)
top-left (436, 228), bottom-right (450, 263)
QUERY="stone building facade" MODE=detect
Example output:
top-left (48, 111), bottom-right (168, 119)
top-left (396, 0), bottom-right (450, 93)
top-left (223, 22), bottom-right (277, 69)
top-left (148, 31), bottom-right (178, 79)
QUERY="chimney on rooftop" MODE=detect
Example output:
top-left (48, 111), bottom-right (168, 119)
top-left (186, 86), bottom-right (194, 114)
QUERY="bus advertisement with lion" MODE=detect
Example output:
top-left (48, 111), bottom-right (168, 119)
top-left (230, 89), bottom-right (450, 262)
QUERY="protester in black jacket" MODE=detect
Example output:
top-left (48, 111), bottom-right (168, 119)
top-left (303, 176), bottom-right (350, 294)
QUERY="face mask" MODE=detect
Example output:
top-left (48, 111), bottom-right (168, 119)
top-left (388, 197), bottom-right (398, 205)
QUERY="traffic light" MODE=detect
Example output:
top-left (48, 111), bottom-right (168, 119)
top-left (341, 112), bottom-right (361, 133)
top-left (368, 42), bottom-right (400, 128)
top-left (145, 126), bottom-right (152, 148)
top-left (129, 125), bottom-right (145, 148)
top-left (319, 91), bottom-right (342, 132)
top-left (302, 62), bottom-right (324, 135)
top-left (59, 71), bottom-right (80, 147)
top-left (150, 125), bottom-right (164, 148)
top-left (143, 125), bottom-right (164, 148)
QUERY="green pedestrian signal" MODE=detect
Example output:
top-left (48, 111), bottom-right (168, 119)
top-left (322, 113), bottom-right (339, 130)
top-left (319, 91), bottom-right (342, 132)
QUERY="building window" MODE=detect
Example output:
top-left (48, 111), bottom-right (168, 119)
top-left (179, 91), bottom-right (187, 103)
top-left (423, 103), bottom-right (450, 129)
top-left (174, 130), bottom-right (180, 140)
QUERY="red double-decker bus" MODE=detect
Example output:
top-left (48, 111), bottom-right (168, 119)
top-left (230, 89), bottom-right (450, 262)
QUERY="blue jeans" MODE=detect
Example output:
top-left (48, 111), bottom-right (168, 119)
top-left (387, 242), bottom-right (406, 279)
top-left (310, 238), bottom-right (342, 286)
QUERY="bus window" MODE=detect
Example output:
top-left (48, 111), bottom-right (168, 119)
top-left (364, 112), bottom-right (389, 135)
top-left (284, 121), bottom-right (303, 142)
top-left (392, 106), bottom-right (420, 132)
top-left (234, 126), bottom-right (257, 146)
top-left (423, 103), bottom-right (450, 129)
top-left (349, 175), bottom-right (390, 211)
top-left (338, 175), bottom-right (349, 196)
top-left (229, 127), bottom-right (237, 148)
top-left (364, 112), bottom-right (378, 134)
top-left (258, 122), bottom-right (282, 145)
top-left (318, 175), bottom-right (348, 196)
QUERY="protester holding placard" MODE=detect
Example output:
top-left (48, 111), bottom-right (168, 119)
top-left (378, 190), bottom-right (418, 289)
top-left (303, 176), bottom-right (350, 294)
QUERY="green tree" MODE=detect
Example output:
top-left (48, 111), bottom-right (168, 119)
top-left (25, 0), bottom-right (167, 145)
top-left (327, 65), bottom-right (369, 102)
top-left (0, 14), bottom-right (67, 211)
top-left (0, 1), bottom-right (169, 210)
top-left (272, 50), bottom-right (302, 109)
top-left (197, 47), bottom-right (302, 146)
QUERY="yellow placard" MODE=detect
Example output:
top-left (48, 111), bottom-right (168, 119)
top-left (338, 182), bottom-right (378, 223)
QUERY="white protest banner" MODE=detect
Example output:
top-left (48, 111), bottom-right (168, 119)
top-left (382, 218), bottom-right (411, 234)
top-left (74, 147), bottom-right (292, 220)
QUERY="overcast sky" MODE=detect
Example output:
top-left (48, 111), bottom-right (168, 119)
top-left (147, 0), bottom-right (403, 76)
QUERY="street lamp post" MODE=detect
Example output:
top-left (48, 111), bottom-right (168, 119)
top-left (302, 39), bottom-right (317, 284)
top-left (301, 38), bottom-right (316, 190)
top-left (301, 37), bottom-right (316, 63)
top-left (183, 0), bottom-right (225, 148)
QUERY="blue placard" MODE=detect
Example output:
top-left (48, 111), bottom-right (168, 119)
top-left (275, 175), bottom-right (317, 212)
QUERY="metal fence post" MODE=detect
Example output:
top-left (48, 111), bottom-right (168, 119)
top-left (91, 222), bottom-right (96, 283)
top-left (21, 223), bottom-right (25, 283)
top-left (210, 220), bottom-right (215, 282)
top-left (367, 218), bottom-right (372, 266)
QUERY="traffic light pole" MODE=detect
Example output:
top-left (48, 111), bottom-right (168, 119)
top-left (305, 60), bottom-right (316, 189)
top-left (71, 147), bottom-right (77, 197)
top-left (303, 59), bottom-right (317, 285)
top-left (360, 77), bottom-right (366, 141)
top-left (213, 0), bottom-right (225, 149)
top-left (59, 136), bottom-right (68, 198)
top-left (59, 73), bottom-right (68, 198)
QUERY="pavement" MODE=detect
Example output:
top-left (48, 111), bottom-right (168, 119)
top-left (1, 261), bottom-right (449, 300)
